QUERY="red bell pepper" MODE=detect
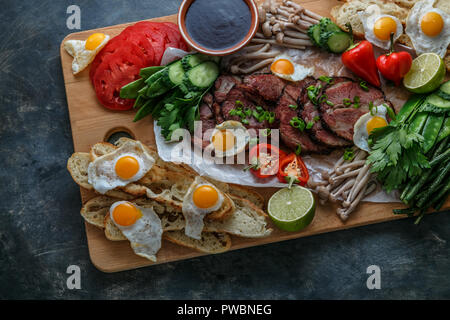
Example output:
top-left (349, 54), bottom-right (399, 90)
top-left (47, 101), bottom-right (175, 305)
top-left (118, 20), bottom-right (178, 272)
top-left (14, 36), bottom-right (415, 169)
top-left (245, 143), bottom-right (286, 178)
top-left (341, 24), bottom-right (381, 87)
top-left (277, 153), bottom-right (309, 188)
top-left (376, 33), bottom-right (412, 86)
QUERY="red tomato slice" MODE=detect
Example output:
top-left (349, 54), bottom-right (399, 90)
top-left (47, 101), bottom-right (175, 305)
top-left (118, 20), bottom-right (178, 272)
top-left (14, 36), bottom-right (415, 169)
top-left (91, 44), bottom-right (147, 110)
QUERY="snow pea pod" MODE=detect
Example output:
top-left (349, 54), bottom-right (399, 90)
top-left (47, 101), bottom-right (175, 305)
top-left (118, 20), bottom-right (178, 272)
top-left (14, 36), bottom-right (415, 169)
top-left (436, 116), bottom-right (450, 143)
top-left (421, 113), bottom-right (445, 153)
top-left (120, 78), bottom-right (145, 99)
top-left (408, 112), bottom-right (428, 134)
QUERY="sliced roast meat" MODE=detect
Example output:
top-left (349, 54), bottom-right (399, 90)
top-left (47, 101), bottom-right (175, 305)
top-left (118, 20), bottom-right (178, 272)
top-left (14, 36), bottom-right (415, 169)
top-left (214, 75), bottom-right (242, 103)
top-left (242, 74), bottom-right (286, 102)
top-left (275, 78), bottom-right (329, 154)
top-left (193, 93), bottom-right (216, 149)
top-left (299, 79), bottom-right (352, 148)
top-left (220, 88), bottom-right (272, 130)
top-left (319, 78), bottom-right (389, 141)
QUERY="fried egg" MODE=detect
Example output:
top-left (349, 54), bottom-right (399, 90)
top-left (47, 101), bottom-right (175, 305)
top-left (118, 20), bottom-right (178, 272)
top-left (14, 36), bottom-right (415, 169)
top-left (110, 201), bottom-right (162, 262)
top-left (182, 177), bottom-right (224, 239)
top-left (270, 54), bottom-right (314, 82)
top-left (353, 104), bottom-right (389, 152)
top-left (64, 33), bottom-right (110, 74)
top-left (406, 0), bottom-right (450, 58)
top-left (210, 121), bottom-right (250, 157)
top-left (359, 5), bottom-right (403, 50)
top-left (87, 140), bottom-right (155, 194)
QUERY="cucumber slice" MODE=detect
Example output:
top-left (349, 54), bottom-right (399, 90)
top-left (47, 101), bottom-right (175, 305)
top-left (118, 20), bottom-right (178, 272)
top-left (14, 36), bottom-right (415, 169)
top-left (422, 93), bottom-right (450, 113)
top-left (437, 80), bottom-right (450, 100)
top-left (182, 61), bottom-right (219, 92)
top-left (308, 24), bottom-right (321, 47)
top-left (163, 60), bottom-right (185, 87)
top-left (181, 53), bottom-right (221, 71)
top-left (322, 31), bottom-right (351, 53)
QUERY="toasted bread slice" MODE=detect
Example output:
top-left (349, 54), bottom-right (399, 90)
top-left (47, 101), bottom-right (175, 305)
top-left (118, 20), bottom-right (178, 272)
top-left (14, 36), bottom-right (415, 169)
top-left (163, 231), bottom-right (231, 254)
top-left (89, 141), bottom-right (116, 161)
top-left (80, 196), bottom-right (118, 228)
top-left (206, 195), bottom-right (272, 238)
top-left (228, 184), bottom-right (265, 209)
top-left (331, 0), bottom-right (408, 38)
top-left (67, 153), bottom-right (93, 190)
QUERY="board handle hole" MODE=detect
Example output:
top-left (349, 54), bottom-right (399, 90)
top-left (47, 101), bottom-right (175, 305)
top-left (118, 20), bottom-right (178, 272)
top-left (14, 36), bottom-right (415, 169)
top-left (104, 127), bottom-right (135, 145)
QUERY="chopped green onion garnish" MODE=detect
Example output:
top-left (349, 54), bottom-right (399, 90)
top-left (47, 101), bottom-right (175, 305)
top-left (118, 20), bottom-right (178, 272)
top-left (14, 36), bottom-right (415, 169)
top-left (289, 104), bottom-right (297, 110)
top-left (359, 81), bottom-right (369, 91)
top-left (295, 144), bottom-right (302, 155)
top-left (343, 98), bottom-right (352, 106)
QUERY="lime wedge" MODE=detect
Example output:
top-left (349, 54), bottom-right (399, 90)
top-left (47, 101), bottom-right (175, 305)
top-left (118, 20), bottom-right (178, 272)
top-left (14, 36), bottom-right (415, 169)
top-left (403, 53), bottom-right (445, 94)
top-left (268, 186), bottom-right (316, 232)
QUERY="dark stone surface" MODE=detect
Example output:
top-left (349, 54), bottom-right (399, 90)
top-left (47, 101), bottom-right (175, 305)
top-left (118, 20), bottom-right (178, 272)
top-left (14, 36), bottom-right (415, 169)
top-left (0, 0), bottom-right (449, 299)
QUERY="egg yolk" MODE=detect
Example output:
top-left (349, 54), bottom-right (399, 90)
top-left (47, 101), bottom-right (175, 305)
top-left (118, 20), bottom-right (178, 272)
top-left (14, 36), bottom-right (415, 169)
top-left (373, 17), bottom-right (397, 41)
top-left (112, 202), bottom-right (142, 227)
top-left (115, 156), bottom-right (140, 180)
top-left (85, 33), bottom-right (106, 50)
top-left (421, 12), bottom-right (444, 37)
top-left (366, 116), bottom-right (388, 135)
top-left (193, 185), bottom-right (219, 209)
top-left (212, 130), bottom-right (235, 152)
top-left (271, 59), bottom-right (294, 75)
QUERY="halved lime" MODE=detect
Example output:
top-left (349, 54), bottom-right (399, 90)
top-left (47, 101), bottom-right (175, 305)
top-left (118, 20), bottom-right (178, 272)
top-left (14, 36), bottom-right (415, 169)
top-left (268, 186), bottom-right (316, 232)
top-left (403, 53), bottom-right (445, 94)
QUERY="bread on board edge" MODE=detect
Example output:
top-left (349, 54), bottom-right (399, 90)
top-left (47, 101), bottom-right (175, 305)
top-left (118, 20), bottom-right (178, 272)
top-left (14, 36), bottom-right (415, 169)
top-left (163, 231), bottom-right (232, 254)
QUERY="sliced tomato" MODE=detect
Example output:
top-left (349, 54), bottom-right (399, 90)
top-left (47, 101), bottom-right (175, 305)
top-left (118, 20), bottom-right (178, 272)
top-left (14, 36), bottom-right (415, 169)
top-left (89, 21), bottom-right (188, 110)
top-left (92, 44), bottom-right (147, 110)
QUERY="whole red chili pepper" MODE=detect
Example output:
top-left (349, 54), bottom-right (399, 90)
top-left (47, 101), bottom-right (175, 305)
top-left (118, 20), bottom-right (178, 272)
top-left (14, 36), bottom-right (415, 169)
top-left (376, 33), bottom-right (412, 86)
top-left (341, 24), bottom-right (381, 87)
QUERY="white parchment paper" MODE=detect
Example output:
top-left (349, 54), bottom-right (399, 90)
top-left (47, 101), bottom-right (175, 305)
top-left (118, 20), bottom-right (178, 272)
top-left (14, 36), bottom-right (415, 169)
top-left (154, 46), bottom-right (405, 203)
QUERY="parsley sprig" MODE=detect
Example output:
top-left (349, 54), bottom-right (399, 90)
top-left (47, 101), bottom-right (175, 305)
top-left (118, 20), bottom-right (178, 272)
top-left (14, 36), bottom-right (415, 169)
top-left (366, 97), bottom-right (430, 192)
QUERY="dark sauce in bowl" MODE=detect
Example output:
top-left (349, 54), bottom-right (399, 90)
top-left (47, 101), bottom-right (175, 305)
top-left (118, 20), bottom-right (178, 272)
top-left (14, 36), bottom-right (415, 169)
top-left (184, 0), bottom-right (252, 51)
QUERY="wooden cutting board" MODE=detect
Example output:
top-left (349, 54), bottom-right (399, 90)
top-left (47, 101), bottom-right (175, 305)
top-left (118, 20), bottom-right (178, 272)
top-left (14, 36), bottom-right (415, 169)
top-left (60, 0), bottom-right (449, 272)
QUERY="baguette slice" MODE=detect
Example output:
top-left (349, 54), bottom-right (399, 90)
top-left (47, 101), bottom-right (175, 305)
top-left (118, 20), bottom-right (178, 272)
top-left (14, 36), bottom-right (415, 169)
top-left (331, 0), bottom-right (408, 38)
top-left (163, 231), bottom-right (231, 254)
top-left (206, 195), bottom-right (272, 238)
top-left (228, 184), bottom-right (265, 209)
top-left (67, 152), bottom-right (93, 190)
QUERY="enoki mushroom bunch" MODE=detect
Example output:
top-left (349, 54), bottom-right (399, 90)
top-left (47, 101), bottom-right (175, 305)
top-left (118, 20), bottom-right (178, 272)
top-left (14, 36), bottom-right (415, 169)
top-left (315, 147), bottom-right (378, 221)
top-left (254, 0), bottom-right (322, 49)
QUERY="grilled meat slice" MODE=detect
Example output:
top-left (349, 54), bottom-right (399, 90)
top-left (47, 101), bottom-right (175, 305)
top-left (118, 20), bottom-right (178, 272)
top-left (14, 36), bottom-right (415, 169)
top-left (319, 78), bottom-right (389, 141)
top-left (275, 78), bottom-right (329, 154)
top-left (193, 93), bottom-right (216, 149)
top-left (214, 75), bottom-right (242, 103)
top-left (242, 74), bottom-right (286, 102)
top-left (299, 79), bottom-right (352, 148)
top-left (221, 88), bottom-right (272, 130)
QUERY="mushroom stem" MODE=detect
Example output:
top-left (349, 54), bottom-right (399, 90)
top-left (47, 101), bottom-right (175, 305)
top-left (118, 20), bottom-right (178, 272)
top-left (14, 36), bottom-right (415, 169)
top-left (250, 38), bottom-right (307, 49)
top-left (230, 58), bottom-right (275, 74)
